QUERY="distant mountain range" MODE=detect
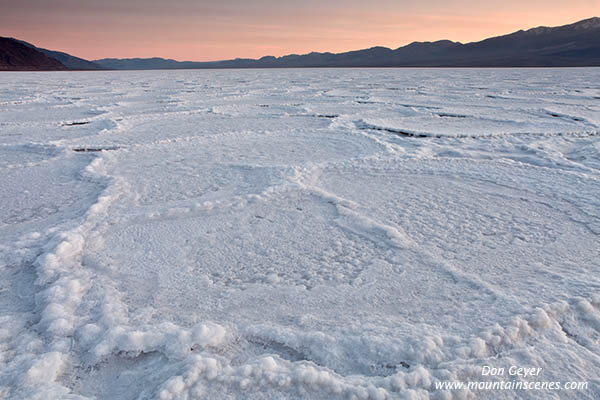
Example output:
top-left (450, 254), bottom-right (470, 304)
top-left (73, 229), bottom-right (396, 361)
top-left (2, 17), bottom-right (599, 71)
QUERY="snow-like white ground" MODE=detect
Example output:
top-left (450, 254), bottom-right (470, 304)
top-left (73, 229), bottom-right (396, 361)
top-left (1, 68), bottom-right (599, 399)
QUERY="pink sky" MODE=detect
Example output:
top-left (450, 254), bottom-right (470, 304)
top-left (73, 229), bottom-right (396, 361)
top-left (1, 0), bottom-right (598, 61)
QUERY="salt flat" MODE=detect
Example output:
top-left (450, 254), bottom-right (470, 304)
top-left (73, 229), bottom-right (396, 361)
top-left (0, 68), bottom-right (599, 399)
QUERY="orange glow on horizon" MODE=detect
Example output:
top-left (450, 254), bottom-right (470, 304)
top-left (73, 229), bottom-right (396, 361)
top-left (1, 1), bottom-right (598, 61)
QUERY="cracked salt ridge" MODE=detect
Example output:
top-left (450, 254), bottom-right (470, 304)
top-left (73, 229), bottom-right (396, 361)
top-left (8, 151), bottom-right (230, 398)
top-left (547, 112), bottom-right (584, 122)
top-left (153, 294), bottom-right (600, 400)
top-left (0, 154), bottom-right (113, 398)
top-left (357, 120), bottom-right (600, 139)
top-left (62, 121), bottom-right (91, 126)
top-left (287, 113), bottom-right (339, 119)
top-left (72, 147), bottom-right (120, 153)
top-left (291, 167), bottom-right (513, 301)
top-left (436, 113), bottom-right (467, 118)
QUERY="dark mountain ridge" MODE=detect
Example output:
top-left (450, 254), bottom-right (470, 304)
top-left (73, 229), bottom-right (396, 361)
top-left (0, 37), bottom-right (67, 71)
top-left (0, 37), bottom-right (103, 70)
top-left (14, 39), bottom-right (103, 70)
top-left (93, 17), bottom-right (600, 69)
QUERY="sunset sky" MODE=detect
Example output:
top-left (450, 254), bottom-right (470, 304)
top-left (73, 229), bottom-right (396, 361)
top-left (1, 0), bottom-right (598, 61)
